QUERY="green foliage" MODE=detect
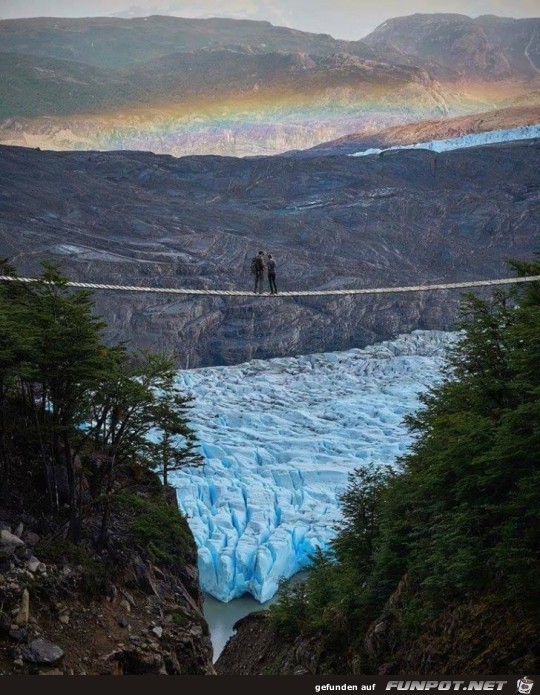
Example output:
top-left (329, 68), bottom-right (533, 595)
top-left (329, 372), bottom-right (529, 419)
top-left (334, 467), bottom-right (388, 563)
top-left (270, 464), bottom-right (398, 644)
top-left (398, 266), bottom-right (540, 605)
top-left (36, 539), bottom-right (112, 595)
top-left (271, 260), bottom-right (540, 654)
top-left (0, 262), bottom-right (200, 548)
top-left (114, 493), bottom-right (192, 565)
top-left (138, 368), bottom-right (203, 487)
top-left (270, 577), bottom-right (310, 638)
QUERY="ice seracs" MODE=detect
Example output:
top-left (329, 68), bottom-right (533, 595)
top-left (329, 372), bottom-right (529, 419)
top-left (172, 330), bottom-right (458, 602)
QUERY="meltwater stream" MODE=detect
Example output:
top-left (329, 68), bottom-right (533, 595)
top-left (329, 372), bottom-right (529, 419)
top-left (172, 330), bottom-right (457, 604)
top-left (203, 593), bottom-right (275, 661)
top-left (203, 573), bottom-right (306, 661)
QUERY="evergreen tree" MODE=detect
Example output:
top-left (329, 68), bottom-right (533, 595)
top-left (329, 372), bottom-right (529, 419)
top-left (87, 351), bottom-right (202, 546)
top-left (271, 260), bottom-right (540, 656)
top-left (0, 263), bottom-right (200, 546)
top-left (144, 387), bottom-right (202, 487)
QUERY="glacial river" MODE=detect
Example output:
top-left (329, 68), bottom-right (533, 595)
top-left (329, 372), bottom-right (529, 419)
top-left (203, 571), bottom-right (308, 661)
top-left (203, 593), bottom-right (276, 662)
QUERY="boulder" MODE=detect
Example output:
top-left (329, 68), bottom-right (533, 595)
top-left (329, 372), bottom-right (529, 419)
top-left (22, 638), bottom-right (64, 665)
top-left (27, 557), bottom-right (40, 573)
top-left (14, 522), bottom-right (24, 538)
top-left (14, 588), bottom-right (30, 627)
top-left (119, 599), bottom-right (131, 613)
top-left (22, 532), bottom-right (40, 547)
top-left (9, 627), bottom-right (28, 643)
top-left (0, 530), bottom-right (25, 548)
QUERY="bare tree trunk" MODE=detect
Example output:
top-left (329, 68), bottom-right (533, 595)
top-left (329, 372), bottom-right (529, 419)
top-left (28, 383), bottom-right (58, 512)
top-left (64, 428), bottom-right (81, 542)
top-left (0, 381), bottom-right (9, 495)
top-left (97, 453), bottom-right (116, 549)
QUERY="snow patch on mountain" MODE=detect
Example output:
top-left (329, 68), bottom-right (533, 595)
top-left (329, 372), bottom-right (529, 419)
top-left (350, 124), bottom-right (540, 157)
top-left (171, 330), bottom-right (458, 603)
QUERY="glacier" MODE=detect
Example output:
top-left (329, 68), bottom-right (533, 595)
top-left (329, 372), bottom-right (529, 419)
top-left (171, 330), bottom-right (458, 602)
top-left (350, 124), bottom-right (540, 158)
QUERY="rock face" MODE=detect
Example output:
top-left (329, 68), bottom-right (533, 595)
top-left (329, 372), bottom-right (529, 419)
top-left (216, 613), bottom-right (299, 675)
top-left (0, 139), bottom-right (538, 367)
top-left (0, 488), bottom-right (214, 675)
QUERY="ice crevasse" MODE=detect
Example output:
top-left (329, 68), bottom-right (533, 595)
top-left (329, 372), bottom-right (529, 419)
top-left (171, 330), bottom-right (458, 603)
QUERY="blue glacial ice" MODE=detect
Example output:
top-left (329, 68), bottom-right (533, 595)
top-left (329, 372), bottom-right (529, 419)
top-left (350, 124), bottom-right (540, 158)
top-left (171, 330), bottom-right (458, 603)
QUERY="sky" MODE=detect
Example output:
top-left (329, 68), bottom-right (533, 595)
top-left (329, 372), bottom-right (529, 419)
top-left (0, 0), bottom-right (538, 39)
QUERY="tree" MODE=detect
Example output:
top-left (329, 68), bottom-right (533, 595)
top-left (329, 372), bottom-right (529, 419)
top-left (144, 388), bottom-right (202, 487)
top-left (25, 264), bottom-right (110, 535)
top-left (88, 352), bottom-right (202, 546)
top-left (0, 262), bottom-right (201, 547)
top-left (398, 262), bottom-right (540, 603)
top-left (271, 260), bottom-right (540, 654)
top-left (0, 262), bottom-right (111, 528)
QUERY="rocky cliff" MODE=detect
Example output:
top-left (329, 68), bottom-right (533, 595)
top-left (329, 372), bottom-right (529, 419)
top-left (216, 581), bottom-right (538, 675)
top-left (0, 474), bottom-right (214, 675)
top-left (0, 139), bottom-right (538, 367)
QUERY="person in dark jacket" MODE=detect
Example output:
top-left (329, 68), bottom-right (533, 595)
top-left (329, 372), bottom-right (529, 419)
top-left (267, 253), bottom-right (277, 295)
top-left (254, 250), bottom-right (266, 294)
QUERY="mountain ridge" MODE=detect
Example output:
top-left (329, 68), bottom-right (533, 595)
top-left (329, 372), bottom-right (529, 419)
top-left (0, 46), bottom-right (449, 156)
top-left (0, 13), bottom-right (537, 156)
top-left (363, 13), bottom-right (540, 81)
top-left (0, 15), bottom-right (379, 69)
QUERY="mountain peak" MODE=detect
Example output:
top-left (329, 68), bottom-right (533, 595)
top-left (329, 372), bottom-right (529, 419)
top-left (364, 12), bottom-right (540, 80)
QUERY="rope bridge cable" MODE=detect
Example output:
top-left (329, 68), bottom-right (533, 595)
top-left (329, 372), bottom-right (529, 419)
top-left (0, 275), bottom-right (539, 297)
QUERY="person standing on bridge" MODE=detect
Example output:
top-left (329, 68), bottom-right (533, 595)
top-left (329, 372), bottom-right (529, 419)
top-left (267, 253), bottom-right (278, 295)
top-left (252, 250), bottom-right (266, 295)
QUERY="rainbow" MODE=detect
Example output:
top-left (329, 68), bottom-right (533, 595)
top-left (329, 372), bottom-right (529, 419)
top-left (0, 79), bottom-right (537, 157)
